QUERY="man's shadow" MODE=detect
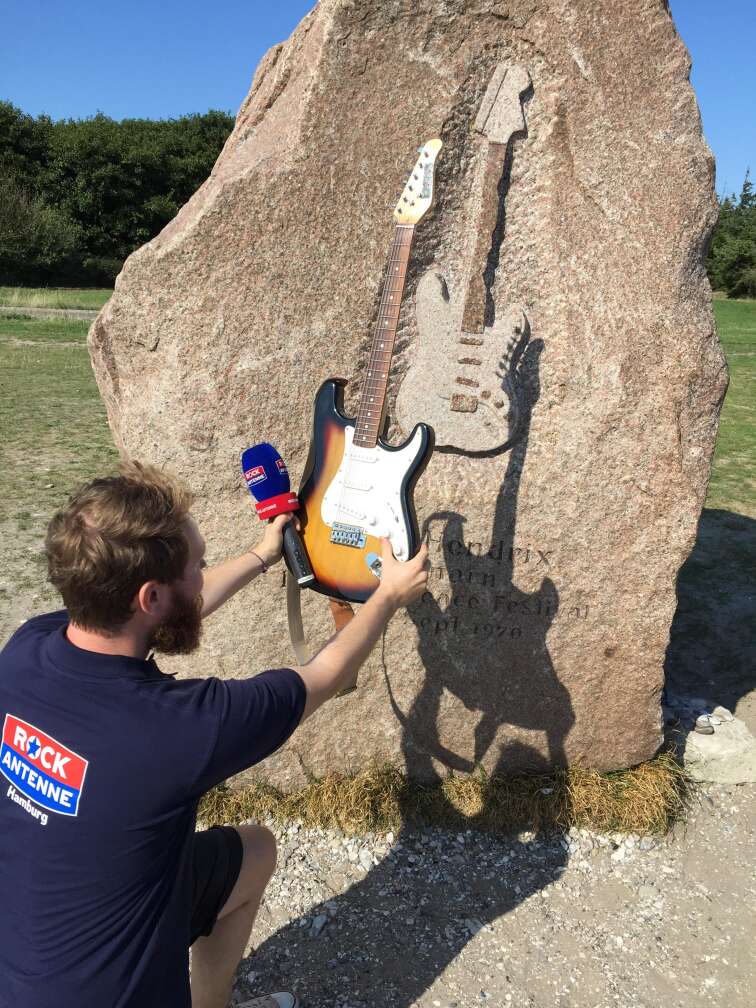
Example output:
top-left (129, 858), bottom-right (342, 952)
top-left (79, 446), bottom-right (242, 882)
top-left (241, 342), bottom-right (576, 1007)
top-left (389, 337), bottom-right (574, 780)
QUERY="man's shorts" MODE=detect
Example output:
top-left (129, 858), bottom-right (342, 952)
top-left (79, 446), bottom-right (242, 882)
top-left (190, 825), bottom-right (244, 945)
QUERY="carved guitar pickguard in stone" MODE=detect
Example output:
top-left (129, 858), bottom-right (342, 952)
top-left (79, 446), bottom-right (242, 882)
top-left (397, 273), bottom-right (528, 451)
top-left (396, 62), bottom-right (531, 452)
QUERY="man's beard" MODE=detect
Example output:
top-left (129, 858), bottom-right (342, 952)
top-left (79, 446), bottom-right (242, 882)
top-left (149, 590), bottom-right (204, 655)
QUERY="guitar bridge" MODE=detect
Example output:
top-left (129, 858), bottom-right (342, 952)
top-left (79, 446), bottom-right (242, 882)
top-left (330, 522), bottom-right (366, 549)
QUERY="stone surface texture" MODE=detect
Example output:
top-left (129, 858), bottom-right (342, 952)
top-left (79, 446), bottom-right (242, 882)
top-left (88, 0), bottom-right (727, 787)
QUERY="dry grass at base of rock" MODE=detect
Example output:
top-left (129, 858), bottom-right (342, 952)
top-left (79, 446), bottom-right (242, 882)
top-left (198, 750), bottom-right (689, 837)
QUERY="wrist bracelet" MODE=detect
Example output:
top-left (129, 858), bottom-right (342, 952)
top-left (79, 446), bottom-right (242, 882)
top-left (250, 549), bottom-right (268, 573)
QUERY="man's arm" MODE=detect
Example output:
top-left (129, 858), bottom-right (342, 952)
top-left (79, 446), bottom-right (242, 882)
top-left (292, 537), bottom-right (429, 721)
top-left (200, 514), bottom-right (296, 619)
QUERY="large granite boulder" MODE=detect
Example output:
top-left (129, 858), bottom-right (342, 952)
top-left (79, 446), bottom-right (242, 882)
top-left (89, 0), bottom-right (727, 786)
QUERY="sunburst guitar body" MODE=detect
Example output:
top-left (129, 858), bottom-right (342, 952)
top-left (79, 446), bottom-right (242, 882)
top-left (298, 379), bottom-right (434, 603)
top-left (296, 139), bottom-right (442, 604)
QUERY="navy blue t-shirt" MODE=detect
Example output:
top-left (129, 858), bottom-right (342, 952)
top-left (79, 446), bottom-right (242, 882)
top-left (0, 610), bottom-right (306, 1008)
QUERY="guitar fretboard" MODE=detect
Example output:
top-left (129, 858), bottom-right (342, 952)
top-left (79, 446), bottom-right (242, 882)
top-left (353, 223), bottom-right (415, 449)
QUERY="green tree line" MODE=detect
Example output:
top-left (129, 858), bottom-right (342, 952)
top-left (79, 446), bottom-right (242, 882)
top-left (1, 100), bottom-right (754, 296)
top-left (707, 173), bottom-right (756, 299)
top-left (0, 101), bottom-right (234, 286)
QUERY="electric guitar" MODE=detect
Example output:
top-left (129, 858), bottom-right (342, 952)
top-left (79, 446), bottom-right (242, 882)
top-left (297, 139), bottom-right (442, 603)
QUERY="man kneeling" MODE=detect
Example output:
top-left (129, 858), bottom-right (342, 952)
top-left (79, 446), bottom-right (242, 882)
top-left (0, 460), bottom-right (429, 1008)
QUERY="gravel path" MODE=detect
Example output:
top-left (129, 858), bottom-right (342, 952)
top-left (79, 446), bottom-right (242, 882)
top-left (215, 783), bottom-right (755, 1008)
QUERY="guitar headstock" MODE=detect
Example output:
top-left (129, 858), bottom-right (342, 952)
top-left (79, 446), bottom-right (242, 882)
top-left (393, 138), bottom-right (442, 225)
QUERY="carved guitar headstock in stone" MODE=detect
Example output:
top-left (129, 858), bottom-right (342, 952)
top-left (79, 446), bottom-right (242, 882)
top-left (396, 63), bottom-right (532, 454)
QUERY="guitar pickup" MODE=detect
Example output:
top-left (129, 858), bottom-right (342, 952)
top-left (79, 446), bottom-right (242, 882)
top-left (346, 450), bottom-right (377, 465)
top-left (330, 523), bottom-right (366, 548)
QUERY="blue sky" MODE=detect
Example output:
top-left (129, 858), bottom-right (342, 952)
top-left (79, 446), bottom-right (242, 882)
top-left (1, 0), bottom-right (752, 198)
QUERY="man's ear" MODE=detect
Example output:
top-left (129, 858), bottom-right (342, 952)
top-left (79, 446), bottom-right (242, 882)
top-left (134, 580), bottom-right (171, 618)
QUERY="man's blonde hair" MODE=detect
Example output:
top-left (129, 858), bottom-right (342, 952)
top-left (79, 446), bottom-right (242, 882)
top-left (45, 460), bottom-right (195, 634)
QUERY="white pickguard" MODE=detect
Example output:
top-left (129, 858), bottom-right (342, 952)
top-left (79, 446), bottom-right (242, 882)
top-left (321, 425), bottom-right (426, 561)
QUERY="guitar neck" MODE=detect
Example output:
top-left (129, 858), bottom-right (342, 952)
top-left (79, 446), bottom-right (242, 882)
top-left (353, 223), bottom-right (416, 449)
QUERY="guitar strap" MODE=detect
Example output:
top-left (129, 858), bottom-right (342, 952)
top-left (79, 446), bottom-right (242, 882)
top-left (286, 571), bottom-right (358, 694)
top-left (285, 571), bottom-right (309, 664)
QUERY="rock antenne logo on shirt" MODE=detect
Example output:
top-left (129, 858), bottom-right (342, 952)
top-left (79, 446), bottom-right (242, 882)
top-left (1, 713), bottom-right (88, 816)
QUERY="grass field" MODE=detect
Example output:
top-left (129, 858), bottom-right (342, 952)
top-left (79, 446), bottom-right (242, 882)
top-left (0, 315), bottom-right (117, 605)
top-left (704, 299), bottom-right (756, 514)
top-left (0, 314), bottom-right (117, 525)
top-left (0, 286), bottom-right (112, 310)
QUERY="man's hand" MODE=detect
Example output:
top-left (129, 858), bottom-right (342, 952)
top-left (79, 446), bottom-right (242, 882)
top-left (253, 513), bottom-right (301, 568)
top-left (374, 536), bottom-right (430, 609)
top-left (293, 536), bottom-right (431, 721)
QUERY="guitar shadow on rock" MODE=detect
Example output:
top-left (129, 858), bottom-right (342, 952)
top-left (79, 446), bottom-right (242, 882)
top-left (241, 341), bottom-right (576, 1008)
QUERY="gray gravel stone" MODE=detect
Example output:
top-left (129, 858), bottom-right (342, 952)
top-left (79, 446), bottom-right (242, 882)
top-left (211, 783), bottom-right (755, 1008)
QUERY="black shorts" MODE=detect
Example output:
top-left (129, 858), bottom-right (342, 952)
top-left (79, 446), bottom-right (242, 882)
top-left (189, 825), bottom-right (244, 946)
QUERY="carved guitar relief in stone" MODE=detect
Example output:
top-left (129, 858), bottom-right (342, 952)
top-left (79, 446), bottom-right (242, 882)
top-left (396, 63), bottom-right (531, 453)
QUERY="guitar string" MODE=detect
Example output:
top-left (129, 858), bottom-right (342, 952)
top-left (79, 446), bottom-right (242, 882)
top-left (336, 227), bottom-right (407, 529)
top-left (357, 226), bottom-right (413, 443)
top-left (335, 223), bottom-right (415, 544)
top-left (352, 227), bottom-right (413, 458)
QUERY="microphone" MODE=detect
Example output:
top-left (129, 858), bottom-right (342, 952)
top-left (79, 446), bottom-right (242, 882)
top-left (241, 443), bottom-right (314, 587)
